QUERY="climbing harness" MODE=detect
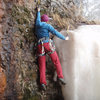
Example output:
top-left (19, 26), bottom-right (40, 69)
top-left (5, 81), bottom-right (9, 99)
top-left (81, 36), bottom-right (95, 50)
top-left (47, 39), bottom-right (55, 54)
top-left (38, 37), bottom-right (56, 57)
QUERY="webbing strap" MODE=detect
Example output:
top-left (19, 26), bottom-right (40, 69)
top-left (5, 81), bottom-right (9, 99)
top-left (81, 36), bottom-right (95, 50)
top-left (38, 37), bottom-right (49, 44)
top-left (47, 50), bottom-right (55, 55)
top-left (38, 40), bottom-right (45, 57)
top-left (41, 41), bottom-right (45, 55)
top-left (49, 39), bottom-right (55, 52)
top-left (38, 53), bottom-right (45, 56)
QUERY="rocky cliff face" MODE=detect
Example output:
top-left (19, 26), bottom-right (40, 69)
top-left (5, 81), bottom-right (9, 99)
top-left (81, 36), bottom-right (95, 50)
top-left (0, 0), bottom-right (97, 100)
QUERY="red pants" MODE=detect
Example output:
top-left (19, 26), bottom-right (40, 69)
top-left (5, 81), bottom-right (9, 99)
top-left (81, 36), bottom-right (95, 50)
top-left (38, 42), bottom-right (64, 85)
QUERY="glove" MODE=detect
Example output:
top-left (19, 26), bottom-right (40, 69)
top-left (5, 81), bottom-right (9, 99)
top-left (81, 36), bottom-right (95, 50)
top-left (65, 36), bottom-right (69, 40)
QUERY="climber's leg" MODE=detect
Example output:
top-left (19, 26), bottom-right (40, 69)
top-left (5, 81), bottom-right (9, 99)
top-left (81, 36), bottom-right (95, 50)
top-left (38, 44), bottom-right (46, 85)
top-left (38, 55), bottom-right (46, 85)
top-left (49, 51), bottom-right (64, 78)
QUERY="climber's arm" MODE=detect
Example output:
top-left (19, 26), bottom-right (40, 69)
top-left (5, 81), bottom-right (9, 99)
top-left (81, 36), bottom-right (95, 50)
top-left (36, 7), bottom-right (42, 26)
top-left (48, 24), bottom-right (69, 40)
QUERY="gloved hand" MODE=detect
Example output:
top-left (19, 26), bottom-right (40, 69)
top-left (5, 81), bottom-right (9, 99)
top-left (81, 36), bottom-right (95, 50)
top-left (65, 36), bottom-right (69, 40)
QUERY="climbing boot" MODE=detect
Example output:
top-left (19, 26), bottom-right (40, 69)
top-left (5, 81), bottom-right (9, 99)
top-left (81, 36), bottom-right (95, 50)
top-left (58, 78), bottom-right (66, 85)
top-left (41, 84), bottom-right (46, 91)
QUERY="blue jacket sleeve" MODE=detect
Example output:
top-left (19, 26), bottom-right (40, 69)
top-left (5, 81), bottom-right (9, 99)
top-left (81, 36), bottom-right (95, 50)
top-left (48, 24), bottom-right (66, 40)
top-left (36, 11), bottom-right (42, 26)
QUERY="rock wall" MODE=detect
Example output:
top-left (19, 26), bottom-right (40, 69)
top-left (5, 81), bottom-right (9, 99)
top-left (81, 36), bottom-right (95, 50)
top-left (54, 25), bottom-right (100, 100)
top-left (0, 0), bottom-right (6, 100)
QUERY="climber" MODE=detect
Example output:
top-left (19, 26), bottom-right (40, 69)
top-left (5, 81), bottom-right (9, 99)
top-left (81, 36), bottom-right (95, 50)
top-left (35, 7), bottom-right (69, 91)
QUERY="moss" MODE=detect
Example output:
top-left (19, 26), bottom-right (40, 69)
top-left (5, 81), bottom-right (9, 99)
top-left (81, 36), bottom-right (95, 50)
top-left (23, 88), bottom-right (40, 100)
top-left (28, 95), bottom-right (40, 100)
top-left (23, 7), bottom-right (31, 15)
top-left (11, 4), bottom-right (35, 43)
top-left (41, 9), bottom-right (47, 15)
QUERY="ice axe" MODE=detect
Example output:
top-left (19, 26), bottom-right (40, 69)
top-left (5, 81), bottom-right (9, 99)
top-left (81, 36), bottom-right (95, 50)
top-left (36, 0), bottom-right (41, 8)
top-left (67, 25), bottom-right (70, 35)
top-left (65, 25), bottom-right (70, 40)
